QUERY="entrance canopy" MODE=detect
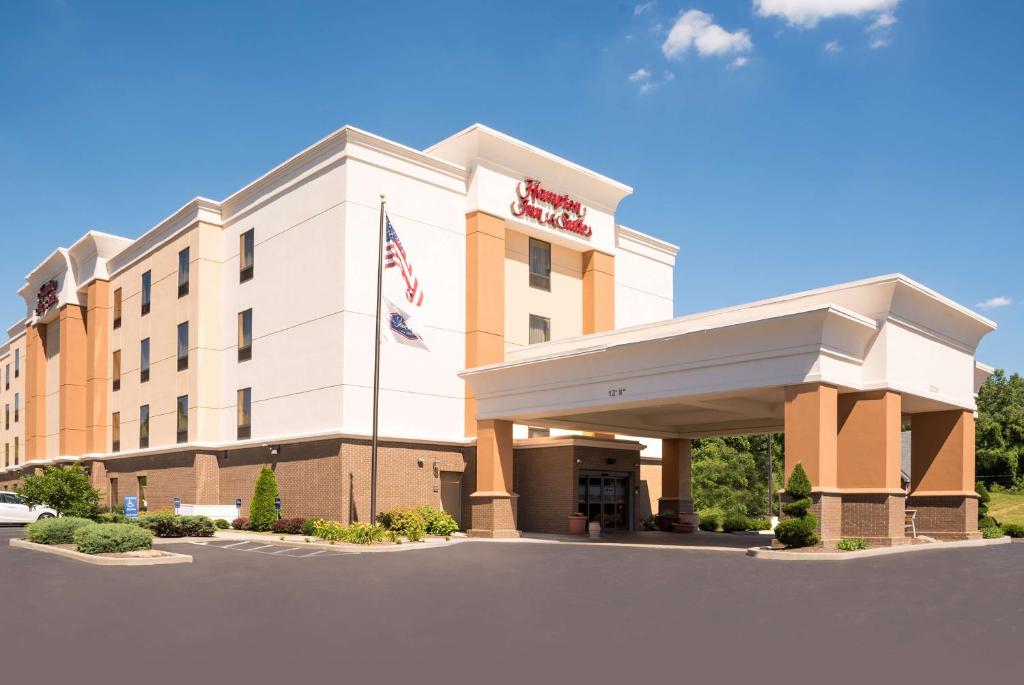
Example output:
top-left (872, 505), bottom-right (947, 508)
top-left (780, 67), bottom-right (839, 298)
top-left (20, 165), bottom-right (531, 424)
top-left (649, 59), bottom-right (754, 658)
top-left (461, 275), bottom-right (996, 439)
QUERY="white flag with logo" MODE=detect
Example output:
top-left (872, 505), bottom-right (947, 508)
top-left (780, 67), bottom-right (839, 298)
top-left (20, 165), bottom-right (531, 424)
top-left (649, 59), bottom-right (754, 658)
top-left (383, 297), bottom-right (428, 351)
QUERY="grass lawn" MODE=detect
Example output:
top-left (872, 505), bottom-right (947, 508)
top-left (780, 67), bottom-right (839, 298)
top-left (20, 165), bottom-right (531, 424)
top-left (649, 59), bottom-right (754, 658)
top-left (989, 491), bottom-right (1024, 526)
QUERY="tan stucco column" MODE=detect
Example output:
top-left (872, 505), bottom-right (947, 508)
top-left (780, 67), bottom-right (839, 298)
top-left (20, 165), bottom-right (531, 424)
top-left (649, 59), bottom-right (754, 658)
top-left (85, 280), bottom-right (111, 454)
top-left (784, 383), bottom-right (840, 542)
top-left (582, 250), bottom-right (616, 438)
top-left (24, 323), bottom-right (47, 461)
top-left (908, 409), bottom-right (979, 540)
top-left (468, 418), bottom-right (519, 538)
top-left (658, 438), bottom-right (694, 516)
top-left (837, 390), bottom-right (907, 545)
top-left (58, 305), bottom-right (88, 457)
top-left (464, 212), bottom-right (505, 438)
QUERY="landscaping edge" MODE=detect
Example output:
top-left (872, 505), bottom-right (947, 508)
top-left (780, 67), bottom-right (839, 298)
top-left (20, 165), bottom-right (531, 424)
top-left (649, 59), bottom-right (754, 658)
top-left (9, 538), bottom-right (193, 566)
top-left (747, 536), bottom-right (1013, 561)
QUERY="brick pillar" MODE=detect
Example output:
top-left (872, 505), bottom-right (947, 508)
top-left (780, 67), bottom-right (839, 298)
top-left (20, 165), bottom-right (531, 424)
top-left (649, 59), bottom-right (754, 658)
top-left (784, 383), bottom-right (841, 543)
top-left (468, 419), bottom-right (519, 538)
top-left (464, 212), bottom-right (505, 438)
top-left (85, 280), bottom-right (110, 454)
top-left (59, 305), bottom-right (88, 457)
top-left (908, 410), bottom-right (979, 540)
top-left (89, 460), bottom-right (108, 502)
top-left (24, 323), bottom-right (47, 461)
top-left (194, 452), bottom-right (221, 504)
top-left (658, 439), bottom-right (694, 516)
top-left (837, 391), bottom-right (907, 545)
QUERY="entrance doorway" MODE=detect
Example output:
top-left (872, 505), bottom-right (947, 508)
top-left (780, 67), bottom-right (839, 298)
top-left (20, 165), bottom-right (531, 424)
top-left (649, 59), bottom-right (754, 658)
top-left (578, 472), bottom-right (631, 531)
top-left (439, 471), bottom-right (463, 529)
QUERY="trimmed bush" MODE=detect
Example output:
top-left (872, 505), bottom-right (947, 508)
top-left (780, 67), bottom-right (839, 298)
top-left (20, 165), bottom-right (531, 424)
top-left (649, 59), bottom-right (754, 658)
top-left (136, 513), bottom-right (215, 538)
top-left (981, 526), bottom-right (1004, 539)
top-left (25, 516), bottom-right (97, 545)
top-left (978, 515), bottom-right (999, 530)
top-left (377, 507), bottom-right (426, 542)
top-left (300, 518), bottom-right (320, 536)
top-left (249, 466), bottom-right (280, 532)
top-left (722, 513), bottom-right (751, 533)
top-left (214, 518), bottom-right (230, 529)
top-left (747, 517), bottom-right (772, 531)
top-left (775, 463), bottom-right (819, 548)
top-left (342, 522), bottom-right (391, 545)
top-left (94, 511), bottom-right (127, 524)
top-left (837, 538), bottom-right (868, 551)
top-left (271, 517), bottom-right (307, 535)
top-left (976, 481), bottom-right (991, 518)
top-left (1001, 523), bottom-right (1024, 538)
top-left (697, 507), bottom-right (724, 532)
top-left (417, 506), bottom-right (459, 536)
top-left (231, 517), bottom-right (249, 530)
top-left (74, 523), bottom-right (152, 555)
top-left (312, 519), bottom-right (346, 542)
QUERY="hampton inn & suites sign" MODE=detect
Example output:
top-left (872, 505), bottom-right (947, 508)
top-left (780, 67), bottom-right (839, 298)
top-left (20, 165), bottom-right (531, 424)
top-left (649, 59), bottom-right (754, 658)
top-left (511, 179), bottom-right (592, 238)
top-left (35, 279), bottom-right (59, 317)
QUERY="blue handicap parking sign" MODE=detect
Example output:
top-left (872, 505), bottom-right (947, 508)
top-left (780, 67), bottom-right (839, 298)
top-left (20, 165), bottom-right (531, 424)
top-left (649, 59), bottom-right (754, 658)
top-left (124, 496), bottom-right (139, 520)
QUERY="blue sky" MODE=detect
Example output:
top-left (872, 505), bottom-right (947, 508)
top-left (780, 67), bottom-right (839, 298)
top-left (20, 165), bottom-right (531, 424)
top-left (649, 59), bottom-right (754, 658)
top-left (1, 0), bottom-right (1021, 371)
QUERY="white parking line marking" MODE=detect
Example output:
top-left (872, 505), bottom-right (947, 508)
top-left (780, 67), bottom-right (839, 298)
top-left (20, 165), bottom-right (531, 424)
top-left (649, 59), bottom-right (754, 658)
top-left (268, 547), bottom-right (297, 555)
top-left (246, 545), bottom-right (274, 552)
top-left (222, 542), bottom-right (253, 549)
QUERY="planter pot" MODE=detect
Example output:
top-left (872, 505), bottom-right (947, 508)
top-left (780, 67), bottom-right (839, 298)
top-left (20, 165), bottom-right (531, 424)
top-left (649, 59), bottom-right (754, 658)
top-left (656, 515), bottom-right (676, 533)
top-left (588, 522), bottom-right (602, 539)
top-left (568, 515), bottom-right (588, 536)
top-left (673, 513), bottom-right (700, 534)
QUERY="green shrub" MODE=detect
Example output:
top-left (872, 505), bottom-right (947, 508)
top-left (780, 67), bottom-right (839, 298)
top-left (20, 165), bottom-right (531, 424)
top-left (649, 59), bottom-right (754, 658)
top-left (417, 506), bottom-right (459, 536)
top-left (641, 515), bottom-right (657, 531)
top-left (978, 515), bottom-right (999, 530)
top-left (94, 511), bottom-right (128, 524)
top-left (249, 466), bottom-right (280, 532)
top-left (1000, 523), bottom-right (1024, 538)
top-left (722, 513), bottom-right (751, 533)
top-left (300, 518), bottom-right (320, 536)
top-left (25, 516), bottom-right (97, 545)
top-left (231, 517), bottom-right (249, 530)
top-left (74, 523), bottom-right (152, 554)
top-left (837, 538), bottom-right (868, 551)
top-left (14, 465), bottom-right (101, 518)
top-left (747, 517), bottom-right (772, 531)
top-left (341, 522), bottom-right (390, 545)
top-left (697, 507), bottom-right (724, 531)
top-left (775, 463), bottom-right (819, 548)
top-left (976, 481), bottom-right (991, 518)
top-left (214, 518), bottom-right (230, 529)
top-left (377, 507), bottom-right (426, 541)
top-left (981, 526), bottom-right (1004, 539)
top-left (312, 519), bottom-right (347, 542)
top-left (136, 513), bottom-right (215, 538)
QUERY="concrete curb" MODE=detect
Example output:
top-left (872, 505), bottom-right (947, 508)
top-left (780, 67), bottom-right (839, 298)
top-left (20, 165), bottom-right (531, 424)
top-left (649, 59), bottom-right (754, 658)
top-left (469, 536), bottom-right (750, 553)
top-left (747, 536), bottom-right (1012, 561)
top-left (9, 538), bottom-right (193, 566)
top-left (166, 531), bottom-right (467, 554)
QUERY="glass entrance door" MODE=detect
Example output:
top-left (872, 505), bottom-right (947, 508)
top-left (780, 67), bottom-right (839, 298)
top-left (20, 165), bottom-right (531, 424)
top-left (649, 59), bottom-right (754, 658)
top-left (578, 473), bottom-right (631, 530)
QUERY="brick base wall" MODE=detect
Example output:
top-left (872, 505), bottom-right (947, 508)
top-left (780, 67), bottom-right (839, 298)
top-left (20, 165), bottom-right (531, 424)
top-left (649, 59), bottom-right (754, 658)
top-left (907, 494), bottom-right (980, 540)
top-left (841, 493), bottom-right (908, 545)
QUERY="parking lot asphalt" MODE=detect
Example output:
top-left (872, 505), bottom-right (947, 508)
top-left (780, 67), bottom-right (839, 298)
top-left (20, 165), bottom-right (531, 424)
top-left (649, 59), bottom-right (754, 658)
top-left (1, 526), bottom-right (1021, 684)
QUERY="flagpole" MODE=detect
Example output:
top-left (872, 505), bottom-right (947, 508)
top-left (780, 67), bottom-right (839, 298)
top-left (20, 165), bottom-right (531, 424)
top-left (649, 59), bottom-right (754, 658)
top-left (370, 193), bottom-right (385, 523)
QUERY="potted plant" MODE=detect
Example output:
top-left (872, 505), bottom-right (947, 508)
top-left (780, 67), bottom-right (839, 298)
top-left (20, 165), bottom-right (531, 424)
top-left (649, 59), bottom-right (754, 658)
top-left (568, 512), bottom-right (587, 536)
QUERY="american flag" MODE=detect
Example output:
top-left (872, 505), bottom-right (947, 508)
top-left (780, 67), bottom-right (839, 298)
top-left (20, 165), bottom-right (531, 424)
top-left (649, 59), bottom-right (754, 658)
top-left (384, 216), bottom-right (423, 306)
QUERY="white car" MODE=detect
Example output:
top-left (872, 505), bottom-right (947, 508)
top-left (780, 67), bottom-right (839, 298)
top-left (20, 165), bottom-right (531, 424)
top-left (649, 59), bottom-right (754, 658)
top-left (0, 491), bottom-right (57, 523)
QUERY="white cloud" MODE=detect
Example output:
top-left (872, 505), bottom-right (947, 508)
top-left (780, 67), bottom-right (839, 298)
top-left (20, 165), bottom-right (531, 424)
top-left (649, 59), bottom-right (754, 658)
top-left (868, 34), bottom-right (891, 49)
top-left (866, 10), bottom-right (897, 48)
top-left (628, 68), bottom-right (674, 94)
top-left (824, 39), bottom-right (844, 53)
top-left (634, 1), bottom-right (656, 16)
top-left (976, 296), bottom-right (1012, 311)
top-left (728, 56), bottom-right (750, 69)
top-left (753, 0), bottom-right (900, 28)
top-left (629, 68), bottom-right (652, 83)
top-left (868, 11), bottom-right (897, 31)
top-left (662, 10), bottom-right (753, 60)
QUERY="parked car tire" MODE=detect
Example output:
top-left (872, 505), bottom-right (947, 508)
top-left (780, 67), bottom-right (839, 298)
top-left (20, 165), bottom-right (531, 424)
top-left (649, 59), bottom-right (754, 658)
top-left (36, 513), bottom-right (55, 520)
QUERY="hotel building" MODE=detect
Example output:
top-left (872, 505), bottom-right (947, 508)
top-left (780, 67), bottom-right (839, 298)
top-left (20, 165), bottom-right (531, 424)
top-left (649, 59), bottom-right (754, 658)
top-left (0, 124), bottom-right (995, 544)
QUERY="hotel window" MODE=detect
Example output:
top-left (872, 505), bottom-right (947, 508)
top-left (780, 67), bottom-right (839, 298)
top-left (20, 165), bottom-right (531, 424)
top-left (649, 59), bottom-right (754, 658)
top-left (176, 395), bottom-right (188, 443)
top-left (140, 338), bottom-right (150, 383)
top-left (111, 412), bottom-right (120, 452)
top-left (139, 404), bottom-right (150, 449)
top-left (177, 322), bottom-right (189, 371)
top-left (13, 394), bottom-right (18, 423)
top-left (13, 437), bottom-right (18, 465)
top-left (112, 350), bottom-right (121, 391)
top-left (529, 314), bottom-right (551, 345)
top-left (238, 309), bottom-right (253, 361)
top-left (178, 247), bottom-right (190, 297)
top-left (240, 229), bottom-right (255, 282)
top-left (3, 444), bottom-right (7, 468)
top-left (14, 349), bottom-right (19, 378)
top-left (113, 288), bottom-right (123, 329)
top-left (529, 238), bottom-right (551, 291)
top-left (141, 270), bottom-right (152, 316)
top-left (4, 364), bottom-right (8, 390)
top-left (237, 388), bottom-right (252, 440)
top-left (4, 404), bottom-right (8, 430)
